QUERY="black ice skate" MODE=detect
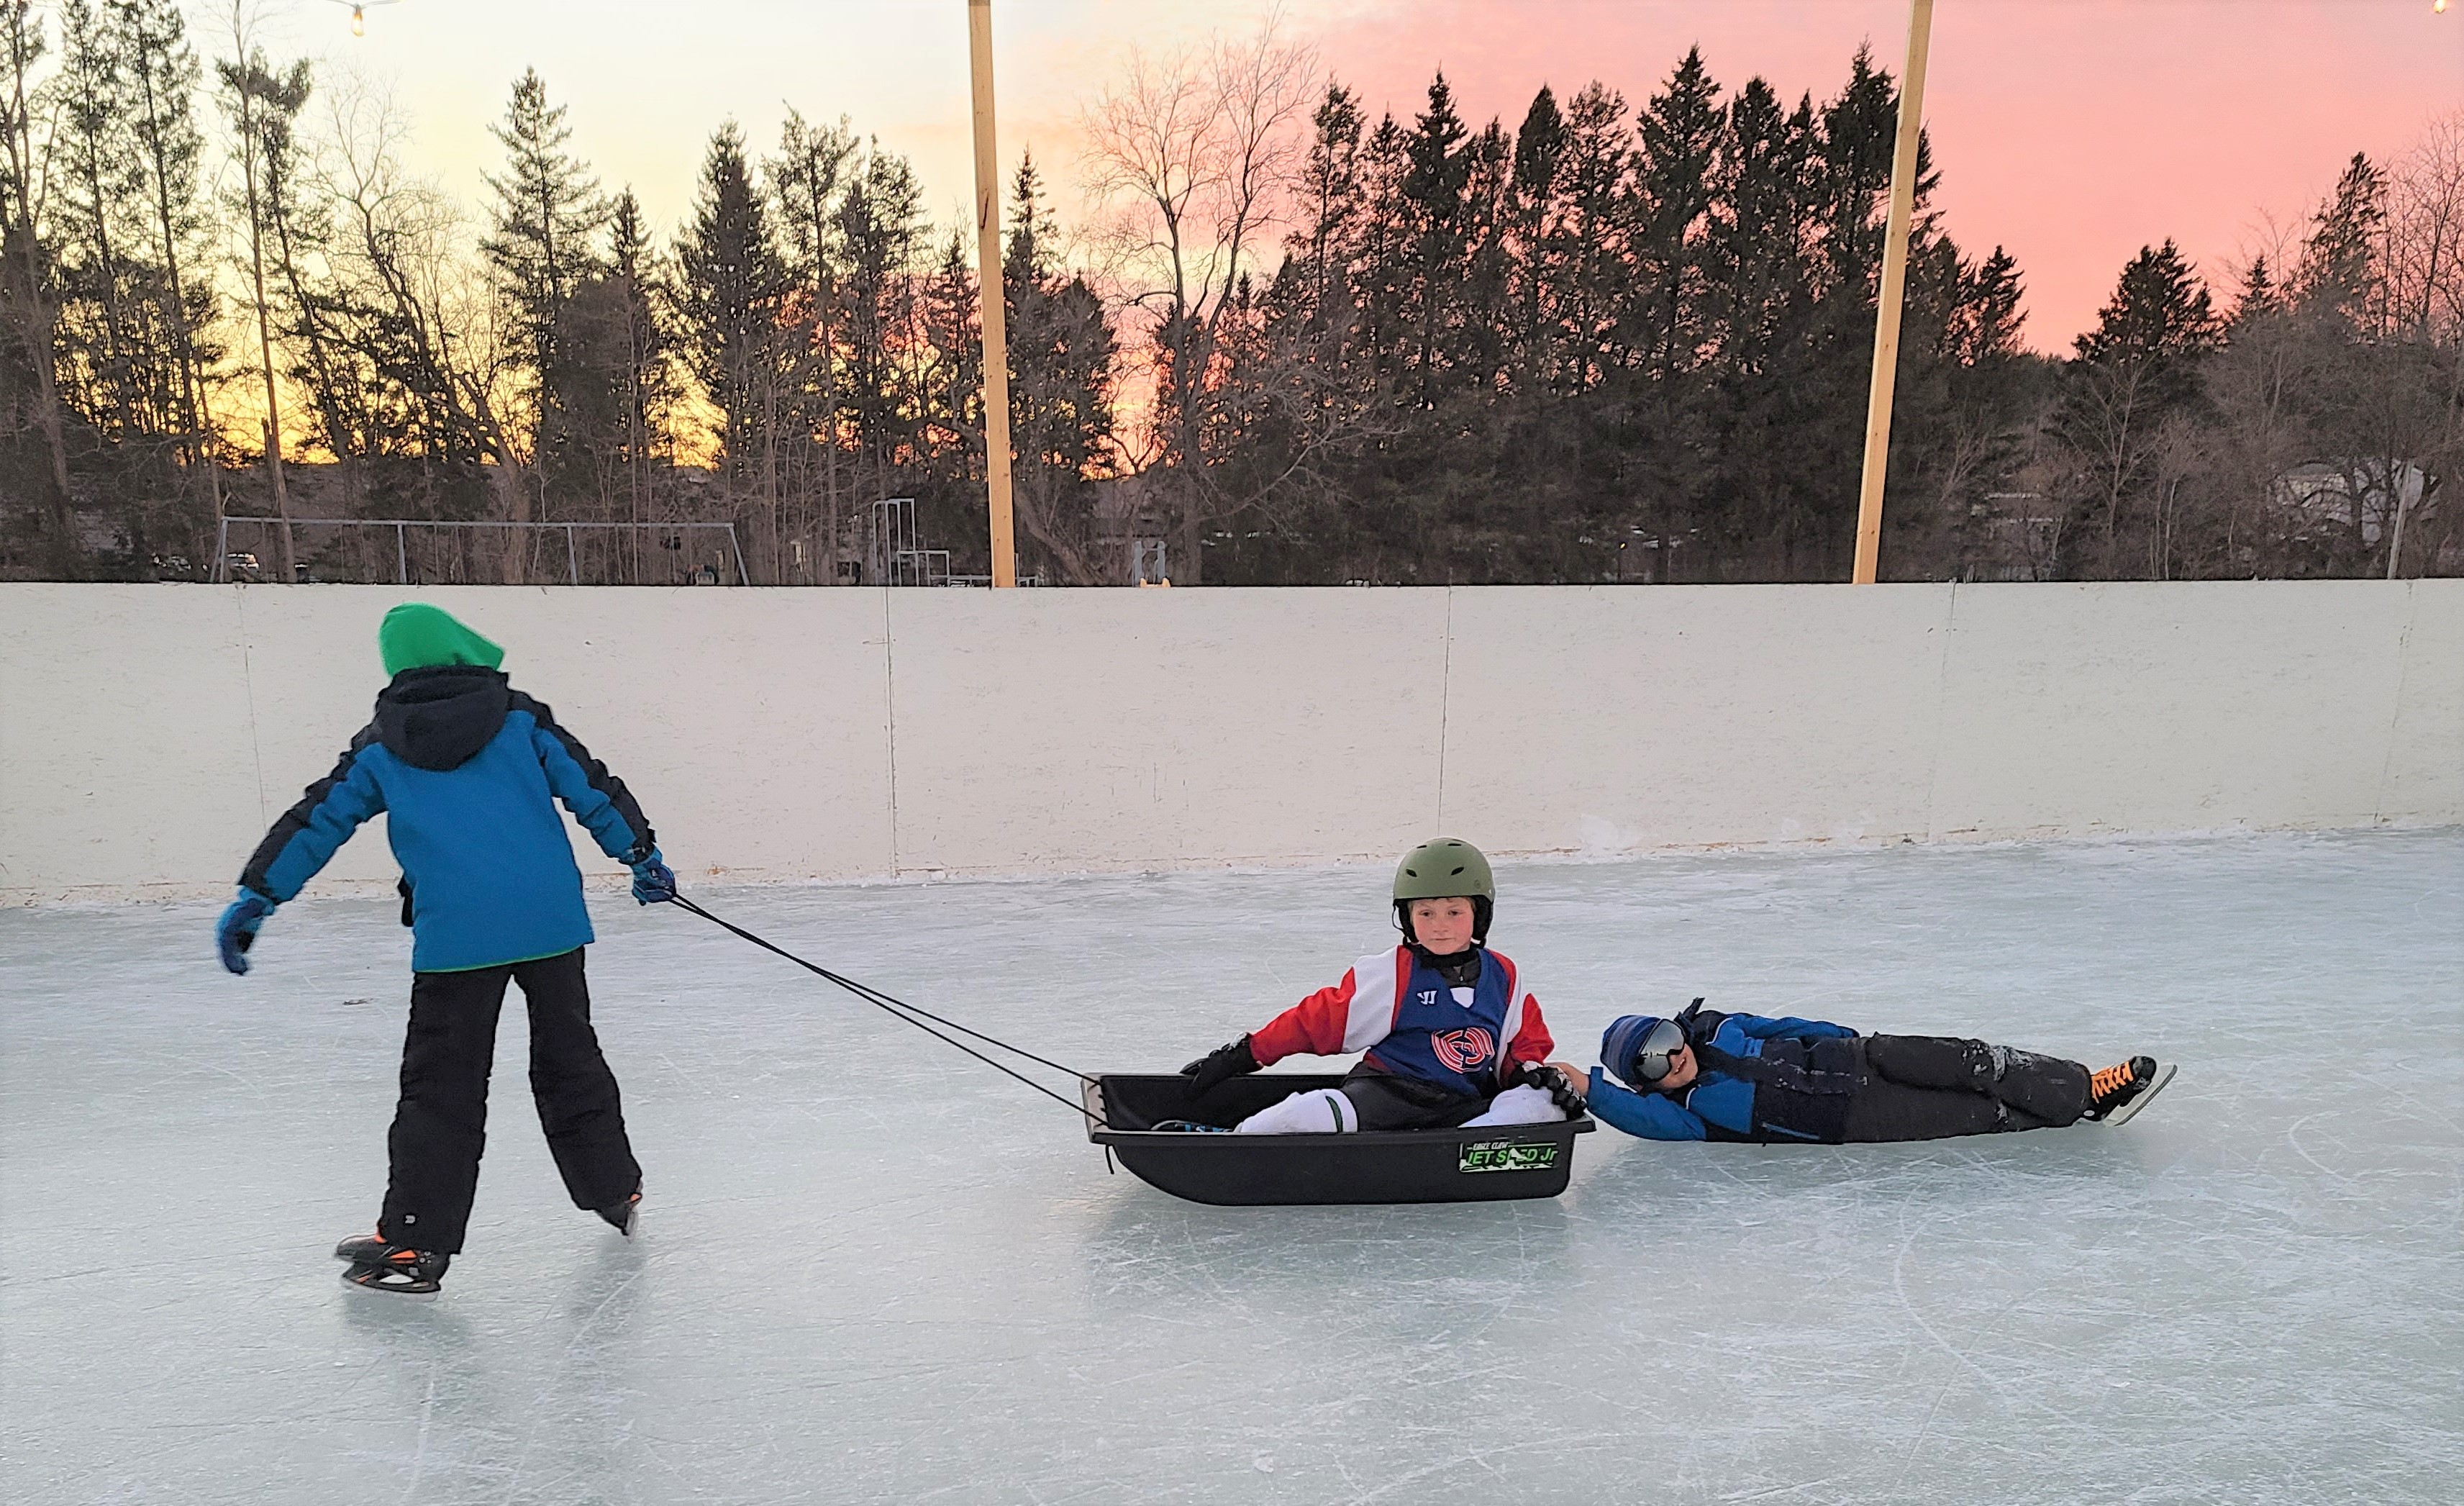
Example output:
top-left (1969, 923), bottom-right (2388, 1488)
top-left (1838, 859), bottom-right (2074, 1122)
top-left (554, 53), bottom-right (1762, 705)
top-left (2084, 1056), bottom-right (2176, 1126)
top-left (335, 1234), bottom-right (449, 1297)
top-left (597, 1188), bottom-right (642, 1237)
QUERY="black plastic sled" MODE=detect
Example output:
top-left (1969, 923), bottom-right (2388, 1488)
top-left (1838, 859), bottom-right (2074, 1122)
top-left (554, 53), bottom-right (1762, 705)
top-left (1085, 1074), bottom-right (1594, 1207)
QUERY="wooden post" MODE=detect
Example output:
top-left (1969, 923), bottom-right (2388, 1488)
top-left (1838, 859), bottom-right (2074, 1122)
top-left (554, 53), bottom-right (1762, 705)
top-left (1852, 0), bottom-right (1936, 584)
top-left (968, 0), bottom-right (1019, 588)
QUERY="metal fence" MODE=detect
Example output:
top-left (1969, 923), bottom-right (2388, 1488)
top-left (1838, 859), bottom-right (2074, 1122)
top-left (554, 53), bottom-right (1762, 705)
top-left (214, 517), bottom-right (750, 587)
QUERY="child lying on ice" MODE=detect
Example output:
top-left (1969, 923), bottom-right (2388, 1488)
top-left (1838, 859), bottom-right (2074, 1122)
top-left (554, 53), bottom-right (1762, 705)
top-left (1175, 839), bottom-right (1588, 1133)
top-left (1581, 1001), bottom-right (2176, 1143)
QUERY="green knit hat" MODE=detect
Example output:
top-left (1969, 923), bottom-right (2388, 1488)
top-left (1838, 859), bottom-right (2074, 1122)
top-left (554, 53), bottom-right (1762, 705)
top-left (379, 603), bottom-right (504, 678)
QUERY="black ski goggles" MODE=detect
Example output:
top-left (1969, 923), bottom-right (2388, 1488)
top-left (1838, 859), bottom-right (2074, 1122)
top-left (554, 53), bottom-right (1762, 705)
top-left (1628, 1019), bottom-right (1689, 1084)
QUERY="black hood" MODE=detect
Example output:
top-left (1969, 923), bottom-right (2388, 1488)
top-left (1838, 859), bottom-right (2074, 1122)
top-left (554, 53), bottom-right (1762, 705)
top-left (376, 666), bottom-right (512, 771)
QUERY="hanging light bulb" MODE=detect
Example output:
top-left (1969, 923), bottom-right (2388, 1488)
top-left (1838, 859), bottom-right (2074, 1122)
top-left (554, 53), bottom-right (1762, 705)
top-left (352, 8), bottom-right (365, 35)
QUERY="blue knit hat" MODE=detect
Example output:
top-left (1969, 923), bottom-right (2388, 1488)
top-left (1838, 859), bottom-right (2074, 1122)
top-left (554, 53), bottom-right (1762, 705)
top-left (1601, 1015), bottom-right (1665, 1088)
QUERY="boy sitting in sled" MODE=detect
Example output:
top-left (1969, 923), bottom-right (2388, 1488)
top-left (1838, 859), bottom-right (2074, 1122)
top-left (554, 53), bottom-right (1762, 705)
top-left (1176, 839), bottom-right (1588, 1133)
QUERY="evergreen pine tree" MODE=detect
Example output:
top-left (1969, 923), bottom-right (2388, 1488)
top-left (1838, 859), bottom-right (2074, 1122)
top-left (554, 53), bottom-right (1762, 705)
top-left (766, 107), bottom-right (857, 579)
top-left (1553, 82), bottom-right (1632, 396)
top-left (1456, 117), bottom-right (1515, 389)
top-left (2296, 152), bottom-right (2386, 329)
top-left (832, 139), bottom-right (924, 494)
top-left (2076, 240), bottom-right (2220, 371)
top-left (1506, 84), bottom-right (1565, 385)
top-left (2235, 253), bottom-right (2284, 324)
top-left (1002, 151), bottom-right (1113, 583)
top-left (1293, 83), bottom-right (1365, 334)
top-left (1709, 77), bottom-right (1813, 372)
top-left (1350, 112), bottom-right (1411, 391)
top-left (1622, 47), bottom-right (1727, 573)
top-left (543, 186), bottom-right (677, 566)
top-left (1631, 46), bottom-right (1722, 375)
top-left (921, 229), bottom-right (976, 464)
top-left (1945, 248), bottom-right (2026, 366)
top-left (674, 122), bottom-right (790, 559)
top-left (481, 69), bottom-right (607, 459)
top-left (2060, 240), bottom-right (2221, 569)
top-left (1815, 45), bottom-right (1930, 293)
top-left (1401, 72), bottom-right (1470, 400)
top-left (605, 187), bottom-right (676, 479)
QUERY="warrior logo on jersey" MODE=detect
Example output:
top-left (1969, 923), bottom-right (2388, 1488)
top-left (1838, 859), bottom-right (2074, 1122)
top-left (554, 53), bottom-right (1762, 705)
top-left (1431, 1027), bottom-right (1495, 1073)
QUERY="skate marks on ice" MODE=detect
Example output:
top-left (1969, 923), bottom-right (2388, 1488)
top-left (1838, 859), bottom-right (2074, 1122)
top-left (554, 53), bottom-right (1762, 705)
top-left (1, 830), bottom-right (2460, 1502)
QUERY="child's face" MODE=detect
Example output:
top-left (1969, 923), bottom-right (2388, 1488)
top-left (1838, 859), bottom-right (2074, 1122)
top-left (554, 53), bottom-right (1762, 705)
top-left (1407, 897), bottom-right (1477, 956)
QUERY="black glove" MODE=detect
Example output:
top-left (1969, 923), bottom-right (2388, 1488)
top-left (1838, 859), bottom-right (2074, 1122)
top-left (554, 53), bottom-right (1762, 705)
top-left (1180, 1035), bottom-right (1260, 1097)
top-left (1506, 1060), bottom-right (1586, 1115)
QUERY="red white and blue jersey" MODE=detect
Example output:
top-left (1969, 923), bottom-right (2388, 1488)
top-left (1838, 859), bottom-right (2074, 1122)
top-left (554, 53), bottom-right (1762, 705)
top-left (1248, 946), bottom-right (1553, 1097)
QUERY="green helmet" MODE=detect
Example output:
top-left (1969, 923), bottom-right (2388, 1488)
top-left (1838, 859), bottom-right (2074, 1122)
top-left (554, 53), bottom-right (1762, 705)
top-left (1392, 838), bottom-right (1494, 902)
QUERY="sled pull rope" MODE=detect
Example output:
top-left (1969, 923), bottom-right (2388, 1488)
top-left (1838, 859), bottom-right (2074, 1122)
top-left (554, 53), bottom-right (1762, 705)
top-left (668, 894), bottom-right (1107, 1126)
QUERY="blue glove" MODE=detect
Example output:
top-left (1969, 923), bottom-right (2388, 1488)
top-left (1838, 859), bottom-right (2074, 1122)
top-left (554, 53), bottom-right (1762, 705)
top-left (629, 850), bottom-right (677, 905)
top-left (217, 890), bottom-right (276, 974)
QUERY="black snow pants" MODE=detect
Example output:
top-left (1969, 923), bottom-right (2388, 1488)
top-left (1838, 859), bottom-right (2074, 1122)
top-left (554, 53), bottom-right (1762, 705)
top-left (1337, 1066), bottom-right (1491, 1131)
top-left (1841, 1035), bottom-right (2091, 1143)
top-left (378, 948), bottom-right (640, 1253)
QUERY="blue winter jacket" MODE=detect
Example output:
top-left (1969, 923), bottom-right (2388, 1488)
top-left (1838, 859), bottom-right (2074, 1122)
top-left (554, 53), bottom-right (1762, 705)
top-left (1587, 1010), bottom-right (1861, 1142)
top-left (240, 667), bottom-right (654, 972)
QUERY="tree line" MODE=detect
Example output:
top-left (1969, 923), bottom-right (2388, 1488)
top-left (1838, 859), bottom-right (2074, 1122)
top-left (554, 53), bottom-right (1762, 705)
top-left (1, 7), bottom-right (2455, 585)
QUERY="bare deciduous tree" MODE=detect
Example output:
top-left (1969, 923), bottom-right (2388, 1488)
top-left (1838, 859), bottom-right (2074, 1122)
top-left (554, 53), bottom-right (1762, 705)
top-left (2381, 112), bottom-right (2464, 574)
top-left (322, 74), bottom-right (534, 579)
top-left (1080, 17), bottom-right (1314, 582)
top-left (2384, 111), bottom-right (2464, 340)
top-left (214, 1), bottom-right (302, 576)
top-left (2, 0), bottom-right (83, 570)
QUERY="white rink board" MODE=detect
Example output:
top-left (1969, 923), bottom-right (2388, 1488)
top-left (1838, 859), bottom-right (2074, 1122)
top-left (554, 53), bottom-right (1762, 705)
top-left (1, 580), bottom-right (2456, 902)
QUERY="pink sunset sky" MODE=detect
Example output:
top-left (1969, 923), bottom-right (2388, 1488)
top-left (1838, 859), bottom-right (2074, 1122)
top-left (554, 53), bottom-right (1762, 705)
top-left (271, 0), bottom-right (2460, 349)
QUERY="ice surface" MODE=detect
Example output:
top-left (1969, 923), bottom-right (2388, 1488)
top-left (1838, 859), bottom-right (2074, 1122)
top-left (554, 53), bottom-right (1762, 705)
top-left (4, 831), bottom-right (2460, 1504)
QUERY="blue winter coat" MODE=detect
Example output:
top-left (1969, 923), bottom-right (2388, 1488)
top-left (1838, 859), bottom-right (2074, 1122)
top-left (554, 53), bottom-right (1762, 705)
top-left (1587, 1010), bottom-right (1861, 1142)
top-left (240, 667), bottom-right (654, 972)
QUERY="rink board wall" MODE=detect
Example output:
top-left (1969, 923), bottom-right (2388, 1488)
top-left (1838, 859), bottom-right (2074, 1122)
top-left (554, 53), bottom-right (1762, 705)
top-left (1, 581), bottom-right (2456, 903)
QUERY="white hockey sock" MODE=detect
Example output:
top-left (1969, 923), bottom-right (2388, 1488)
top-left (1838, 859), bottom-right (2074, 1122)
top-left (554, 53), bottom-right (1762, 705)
top-left (1462, 1084), bottom-right (1569, 1127)
top-left (1234, 1087), bottom-right (1359, 1134)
